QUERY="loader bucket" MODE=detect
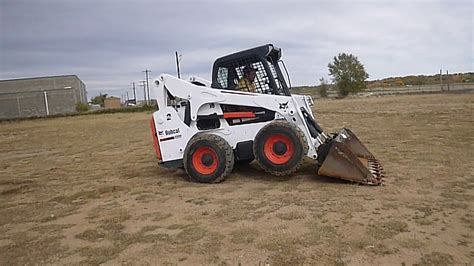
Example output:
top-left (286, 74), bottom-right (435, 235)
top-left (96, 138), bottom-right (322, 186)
top-left (317, 128), bottom-right (385, 185)
top-left (335, 128), bottom-right (375, 158)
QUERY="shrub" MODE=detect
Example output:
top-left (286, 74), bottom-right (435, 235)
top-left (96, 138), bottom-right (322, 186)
top-left (76, 102), bottom-right (90, 113)
top-left (319, 78), bottom-right (328, 98)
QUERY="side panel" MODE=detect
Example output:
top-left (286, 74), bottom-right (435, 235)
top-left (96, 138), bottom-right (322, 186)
top-left (151, 107), bottom-right (193, 162)
top-left (152, 109), bottom-right (273, 162)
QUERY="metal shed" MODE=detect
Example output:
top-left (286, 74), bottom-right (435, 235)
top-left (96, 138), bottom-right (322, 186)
top-left (0, 75), bottom-right (87, 119)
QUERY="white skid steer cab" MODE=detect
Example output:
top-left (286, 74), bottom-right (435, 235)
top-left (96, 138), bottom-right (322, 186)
top-left (149, 44), bottom-right (385, 185)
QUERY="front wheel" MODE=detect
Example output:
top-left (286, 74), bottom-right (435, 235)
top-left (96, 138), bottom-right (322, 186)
top-left (253, 120), bottom-right (308, 176)
top-left (183, 134), bottom-right (234, 183)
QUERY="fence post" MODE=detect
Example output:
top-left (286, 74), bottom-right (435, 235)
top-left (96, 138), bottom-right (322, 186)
top-left (44, 91), bottom-right (50, 116)
top-left (16, 96), bottom-right (21, 117)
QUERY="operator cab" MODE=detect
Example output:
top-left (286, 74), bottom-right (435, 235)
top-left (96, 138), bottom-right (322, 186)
top-left (211, 44), bottom-right (291, 96)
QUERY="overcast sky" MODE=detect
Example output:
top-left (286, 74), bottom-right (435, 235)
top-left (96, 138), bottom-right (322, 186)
top-left (1, 0), bottom-right (472, 99)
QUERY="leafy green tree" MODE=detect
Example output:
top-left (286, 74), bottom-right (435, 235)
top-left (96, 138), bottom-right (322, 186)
top-left (91, 94), bottom-right (107, 106)
top-left (328, 53), bottom-right (369, 97)
top-left (319, 77), bottom-right (328, 98)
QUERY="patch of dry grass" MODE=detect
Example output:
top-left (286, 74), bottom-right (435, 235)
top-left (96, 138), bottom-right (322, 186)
top-left (75, 229), bottom-right (106, 242)
top-left (173, 227), bottom-right (208, 244)
top-left (0, 225), bottom-right (71, 265)
top-left (138, 211), bottom-right (172, 221)
top-left (367, 220), bottom-right (409, 240)
top-left (0, 202), bottom-right (79, 226)
top-left (257, 230), bottom-right (306, 261)
top-left (276, 211), bottom-right (307, 220)
top-left (76, 213), bottom-right (172, 264)
top-left (417, 251), bottom-right (454, 265)
top-left (214, 199), bottom-right (267, 222)
top-left (399, 238), bottom-right (423, 249)
top-left (304, 221), bottom-right (339, 246)
top-left (229, 227), bottom-right (260, 244)
top-left (51, 190), bottom-right (100, 204)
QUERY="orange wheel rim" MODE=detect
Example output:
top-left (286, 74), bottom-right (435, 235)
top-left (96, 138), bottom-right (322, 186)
top-left (263, 133), bottom-right (294, 164)
top-left (192, 146), bottom-right (219, 175)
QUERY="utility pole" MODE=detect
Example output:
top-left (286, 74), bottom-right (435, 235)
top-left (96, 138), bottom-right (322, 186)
top-left (140, 80), bottom-right (147, 105)
top-left (175, 51), bottom-right (181, 79)
top-left (132, 82), bottom-right (137, 104)
top-left (126, 91), bottom-right (129, 102)
top-left (143, 69), bottom-right (151, 105)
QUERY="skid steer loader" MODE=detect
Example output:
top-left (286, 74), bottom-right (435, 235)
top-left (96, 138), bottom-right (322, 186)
top-left (149, 44), bottom-right (385, 185)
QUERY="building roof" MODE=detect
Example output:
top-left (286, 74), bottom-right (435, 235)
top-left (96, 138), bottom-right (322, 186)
top-left (0, 74), bottom-right (85, 95)
top-left (0, 74), bottom-right (81, 83)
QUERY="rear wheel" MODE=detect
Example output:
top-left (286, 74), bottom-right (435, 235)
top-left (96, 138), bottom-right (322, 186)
top-left (253, 120), bottom-right (308, 176)
top-left (184, 134), bottom-right (234, 183)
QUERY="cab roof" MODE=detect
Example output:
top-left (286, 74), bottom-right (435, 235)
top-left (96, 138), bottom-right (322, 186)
top-left (212, 44), bottom-right (281, 68)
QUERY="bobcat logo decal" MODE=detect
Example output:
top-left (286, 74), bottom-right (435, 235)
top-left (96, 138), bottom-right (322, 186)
top-left (279, 101), bottom-right (289, 110)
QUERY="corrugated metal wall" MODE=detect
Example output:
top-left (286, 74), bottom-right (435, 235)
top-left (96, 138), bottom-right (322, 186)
top-left (0, 76), bottom-right (87, 119)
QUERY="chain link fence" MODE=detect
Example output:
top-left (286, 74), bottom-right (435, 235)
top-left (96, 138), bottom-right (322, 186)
top-left (309, 82), bottom-right (474, 98)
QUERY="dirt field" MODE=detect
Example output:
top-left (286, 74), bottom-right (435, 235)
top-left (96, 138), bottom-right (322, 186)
top-left (0, 93), bottom-right (472, 265)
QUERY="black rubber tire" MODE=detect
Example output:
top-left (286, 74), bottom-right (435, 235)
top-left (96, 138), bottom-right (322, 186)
top-left (253, 120), bottom-right (308, 176)
top-left (183, 134), bottom-right (234, 183)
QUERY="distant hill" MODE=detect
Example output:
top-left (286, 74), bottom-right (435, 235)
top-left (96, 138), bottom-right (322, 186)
top-left (366, 72), bottom-right (474, 89)
top-left (292, 72), bottom-right (474, 95)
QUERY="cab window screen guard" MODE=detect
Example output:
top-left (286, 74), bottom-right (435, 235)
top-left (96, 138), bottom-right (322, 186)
top-left (214, 56), bottom-right (285, 95)
top-left (216, 67), bottom-right (228, 88)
